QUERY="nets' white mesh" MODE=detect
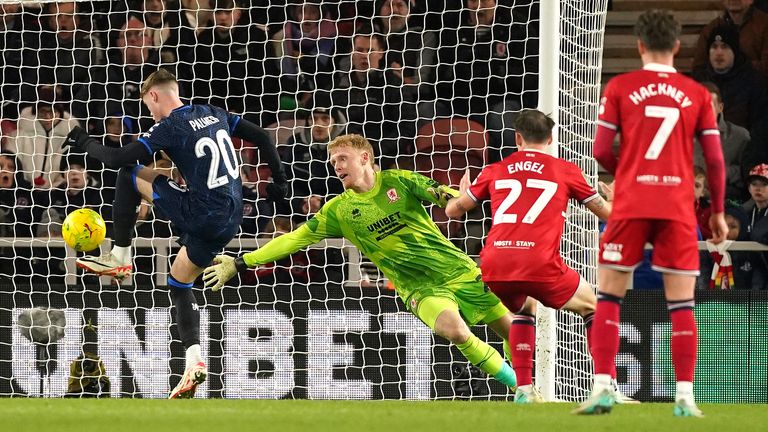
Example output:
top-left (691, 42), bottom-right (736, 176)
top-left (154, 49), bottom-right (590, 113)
top-left (0, 1), bottom-right (606, 399)
top-left (556, 1), bottom-right (609, 402)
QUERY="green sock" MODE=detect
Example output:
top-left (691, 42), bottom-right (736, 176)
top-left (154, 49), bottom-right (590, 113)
top-left (503, 339), bottom-right (512, 364)
top-left (456, 334), bottom-right (505, 377)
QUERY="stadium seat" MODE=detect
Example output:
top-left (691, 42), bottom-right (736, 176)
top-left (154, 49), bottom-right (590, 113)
top-left (412, 118), bottom-right (489, 239)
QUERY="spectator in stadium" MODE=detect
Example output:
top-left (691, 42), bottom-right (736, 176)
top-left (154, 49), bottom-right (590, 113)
top-left (203, 133), bottom-right (520, 395)
top-left (695, 82), bottom-right (751, 202)
top-left (19, 2), bottom-right (105, 122)
top-left (741, 163), bottom-right (768, 289)
top-left (0, 2), bottom-right (37, 119)
top-left (81, 16), bottom-right (161, 137)
top-left (692, 24), bottom-right (768, 131)
top-left (4, 87), bottom-right (79, 190)
top-left (372, 0), bottom-right (439, 102)
top-left (194, 0), bottom-right (280, 124)
top-left (430, 0), bottom-right (529, 162)
top-left (282, 94), bottom-right (346, 221)
top-left (694, 166), bottom-right (714, 240)
top-left (139, 0), bottom-right (179, 64)
top-left (716, 203), bottom-right (751, 289)
top-left (694, 0), bottom-right (768, 76)
top-left (578, 10), bottom-right (727, 417)
top-left (0, 150), bottom-right (35, 280)
top-left (274, 2), bottom-right (337, 109)
top-left (331, 29), bottom-right (417, 168)
top-left (0, 151), bottom-right (34, 238)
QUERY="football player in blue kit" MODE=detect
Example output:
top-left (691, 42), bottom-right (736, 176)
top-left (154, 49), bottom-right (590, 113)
top-left (64, 68), bottom-right (288, 399)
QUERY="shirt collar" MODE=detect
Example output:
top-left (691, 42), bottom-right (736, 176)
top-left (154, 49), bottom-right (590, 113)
top-left (643, 63), bottom-right (677, 73)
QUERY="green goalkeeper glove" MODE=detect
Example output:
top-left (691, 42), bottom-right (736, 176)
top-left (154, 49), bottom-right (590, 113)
top-left (427, 185), bottom-right (459, 207)
top-left (202, 255), bottom-right (248, 292)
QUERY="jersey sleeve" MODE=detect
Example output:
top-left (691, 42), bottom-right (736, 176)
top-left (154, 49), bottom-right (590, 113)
top-left (696, 88), bottom-right (719, 136)
top-left (242, 199), bottom-right (343, 267)
top-left (137, 120), bottom-right (174, 154)
top-left (397, 170), bottom-right (459, 206)
top-left (597, 78), bottom-right (620, 132)
top-left (212, 105), bottom-right (242, 135)
top-left (467, 167), bottom-right (492, 203)
top-left (567, 164), bottom-right (600, 204)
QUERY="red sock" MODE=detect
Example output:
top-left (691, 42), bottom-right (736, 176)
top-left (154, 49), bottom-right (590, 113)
top-left (510, 314), bottom-right (536, 387)
top-left (591, 294), bottom-right (622, 376)
top-left (669, 303), bottom-right (697, 383)
top-left (584, 312), bottom-right (613, 378)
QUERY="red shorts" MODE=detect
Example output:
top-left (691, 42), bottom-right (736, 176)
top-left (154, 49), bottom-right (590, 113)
top-left (599, 219), bottom-right (699, 275)
top-left (486, 266), bottom-right (581, 313)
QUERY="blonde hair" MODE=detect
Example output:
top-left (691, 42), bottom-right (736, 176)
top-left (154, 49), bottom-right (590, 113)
top-left (327, 134), bottom-right (375, 167)
top-left (140, 68), bottom-right (178, 98)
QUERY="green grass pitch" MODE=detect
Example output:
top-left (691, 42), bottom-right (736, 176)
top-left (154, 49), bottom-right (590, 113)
top-left (1, 400), bottom-right (766, 432)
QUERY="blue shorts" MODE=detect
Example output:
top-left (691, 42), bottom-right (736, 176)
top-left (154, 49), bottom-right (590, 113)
top-left (150, 175), bottom-right (241, 267)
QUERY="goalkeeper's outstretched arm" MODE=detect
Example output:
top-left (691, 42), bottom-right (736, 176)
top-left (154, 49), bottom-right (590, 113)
top-left (202, 223), bottom-right (330, 291)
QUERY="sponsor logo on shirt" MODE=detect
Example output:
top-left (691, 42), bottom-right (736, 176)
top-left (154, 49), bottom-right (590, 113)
top-left (492, 240), bottom-right (536, 249)
top-left (636, 174), bottom-right (682, 186)
top-left (368, 212), bottom-right (406, 241)
top-left (387, 188), bottom-right (400, 203)
top-left (352, 208), bottom-right (361, 219)
top-left (602, 243), bottom-right (623, 262)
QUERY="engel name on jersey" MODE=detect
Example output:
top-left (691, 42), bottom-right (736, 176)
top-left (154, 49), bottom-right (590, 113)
top-left (598, 65), bottom-right (718, 223)
top-left (468, 150), bottom-right (599, 282)
top-left (138, 104), bottom-right (243, 211)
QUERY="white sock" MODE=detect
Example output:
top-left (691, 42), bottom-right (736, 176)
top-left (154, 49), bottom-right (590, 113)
top-left (185, 344), bottom-right (203, 369)
top-left (593, 374), bottom-right (612, 393)
top-left (676, 381), bottom-right (694, 402)
top-left (517, 384), bottom-right (532, 394)
top-left (111, 246), bottom-right (131, 265)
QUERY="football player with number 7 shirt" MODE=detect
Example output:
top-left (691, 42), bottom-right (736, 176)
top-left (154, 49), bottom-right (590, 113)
top-left (574, 10), bottom-right (728, 417)
top-left (446, 109), bottom-right (614, 404)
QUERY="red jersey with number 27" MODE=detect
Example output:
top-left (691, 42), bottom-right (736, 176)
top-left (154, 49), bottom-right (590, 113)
top-left (468, 150), bottom-right (599, 282)
top-left (598, 64), bottom-right (719, 223)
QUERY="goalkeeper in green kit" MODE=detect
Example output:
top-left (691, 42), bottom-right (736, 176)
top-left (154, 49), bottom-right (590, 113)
top-left (203, 134), bottom-right (518, 391)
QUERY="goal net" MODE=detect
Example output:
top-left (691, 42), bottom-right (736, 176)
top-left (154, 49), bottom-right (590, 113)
top-left (0, 0), bottom-right (607, 399)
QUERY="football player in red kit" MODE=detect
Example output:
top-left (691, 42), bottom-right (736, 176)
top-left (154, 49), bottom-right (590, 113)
top-left (446, 109), bottom-right (612, 403)
top-left (574, 9), bottom-right (728, 417)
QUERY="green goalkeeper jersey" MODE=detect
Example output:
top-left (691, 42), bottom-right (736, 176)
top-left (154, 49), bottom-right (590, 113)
top-left (241, 169), bottom-right (481, 300)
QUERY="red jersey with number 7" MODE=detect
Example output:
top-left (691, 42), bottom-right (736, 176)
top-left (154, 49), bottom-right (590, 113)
top-left (468, 149), bottom-right (599, 282)
top-left (597, 63), bottom-right (719, 223)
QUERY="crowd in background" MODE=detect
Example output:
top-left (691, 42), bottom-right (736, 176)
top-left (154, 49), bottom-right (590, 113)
top-left (3, 0), bottom-right (768, 289)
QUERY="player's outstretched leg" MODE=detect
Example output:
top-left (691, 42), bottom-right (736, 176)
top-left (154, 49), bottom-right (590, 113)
top-left (168, 276), bottom-right (206, 399)
top-left (77, 166), bottom-right (140, 280)
top-left (423, 297), bottom-right (517, 392)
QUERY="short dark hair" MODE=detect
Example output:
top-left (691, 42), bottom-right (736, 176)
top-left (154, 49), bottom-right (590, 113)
top-left (634, 9), bottom-right (680, 52)
top-left (700, 81), bottom-right (722, 104)
top-left (513, 109), bottom-right (555, 144)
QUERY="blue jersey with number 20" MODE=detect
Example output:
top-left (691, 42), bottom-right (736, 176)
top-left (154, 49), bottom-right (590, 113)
top-left (137, 104), bottom-right (243, 209)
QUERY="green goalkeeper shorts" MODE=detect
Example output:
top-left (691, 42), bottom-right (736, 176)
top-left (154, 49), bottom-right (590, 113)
top-left (404, 271), bottom-right (510, 329)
